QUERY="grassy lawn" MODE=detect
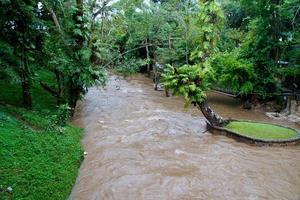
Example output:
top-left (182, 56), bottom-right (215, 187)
top-left (0, 71), bottom-right (83, 200)
top-left (226, 121), bottom-right (299, 140)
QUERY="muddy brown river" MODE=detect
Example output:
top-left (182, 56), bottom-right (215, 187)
top-left (71, 75), bottom-right (300, 200)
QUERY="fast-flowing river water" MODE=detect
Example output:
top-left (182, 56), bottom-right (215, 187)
top-left (71, 75), bottom-right (300, 200)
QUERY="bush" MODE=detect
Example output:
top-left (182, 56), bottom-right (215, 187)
top-left (116, 58), bottom-right (149, 76)
top-left (53, 104), bottom-right (72, 127)
top-left (209, 50), bottom-right (256, 95)
top-left (162, 64), bottom-right (213, 107)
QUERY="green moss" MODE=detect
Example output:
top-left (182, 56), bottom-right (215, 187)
top-left (226, 121), bottom-right (299, 140)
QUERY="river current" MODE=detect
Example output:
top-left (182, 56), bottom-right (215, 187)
top-left (71, 75), bottom-right (300, 200)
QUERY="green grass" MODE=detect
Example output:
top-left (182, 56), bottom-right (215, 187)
top-left (226, 121), bottom-right (299, 140)
top-left (0, 70), bottom-right (83, 200)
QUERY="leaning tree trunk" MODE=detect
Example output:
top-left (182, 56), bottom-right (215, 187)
top-left (196, 100), bottom-right (228, 127)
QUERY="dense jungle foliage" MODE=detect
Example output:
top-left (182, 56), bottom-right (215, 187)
top-left (0, 0), bottom-right (299, 199)
top-left (1, 0), bottom-right (299, 110)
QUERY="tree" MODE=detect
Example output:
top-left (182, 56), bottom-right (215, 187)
top-left (163, 64), bottom-right (228, 127)
top-left (0, 0), bottom-right (107, 111)
top-left (190, 0), bottom-right (225, 62)
top-left (40, 0), bottom-right (107, 109)
top-left (229, 0), bottom-right (299, 98)
top-left (100, 0), bottom-right (198, 76)
top-left (209, 50), bottom-right (256, 97)
top-left (0, 0), bottom-right (44, 108)
top-left (162, 0), bottom-right (228, 127)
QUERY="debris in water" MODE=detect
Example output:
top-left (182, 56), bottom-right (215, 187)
top-left (175, 149), bottom-right (185, 155)
top-left (84, 151), bottom-right (88, 156)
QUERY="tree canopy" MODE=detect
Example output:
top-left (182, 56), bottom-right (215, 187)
top-left (0, 0), bottom-right (299, 110)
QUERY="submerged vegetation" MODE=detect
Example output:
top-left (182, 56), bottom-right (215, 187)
top-left (0, 0), bottom-right (299, 198)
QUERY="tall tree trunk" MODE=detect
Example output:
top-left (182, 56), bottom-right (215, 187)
top-left (54, 69), bottom-right (64, 104)
top-left (185, 32), bottom-right (189, 65)
top-left (281, 96), bottom-right (292, 115)
top-left (75, 0), bottom-right (84, 49)
top-left (21, 58), bottom-right (32, 108)
top-left (68, 0), bottom-right (84, 111)
top-left (22, 82), bottom-right (31, 108)
top-left (87, 0), bottom-right (96, 47)
top-left (196, 100), bottom-right (228, 127)
top-left (164, 35), bottom-right (172, 97)
top-left (69, 82), bottom-right (81, 110)
top-left (17, 18), bottom-right (32, 108)
top-left (165, 89), bottom-right (170, 97)
top-left (184, 0), bottom-right (191, 65)
top-left (100, 15), bottom-right (105, 39)
top-left (154, 63), bottom-right (158, 91)
top-left (272, 0), bottom-right (281, 62)
top-left (49, 8), bottom-right (63, 34)
top-left (145, 39), bottom-right (150, 77)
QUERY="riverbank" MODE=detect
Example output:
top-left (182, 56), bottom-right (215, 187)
top-left (206, 91), bottom-right (300, 130)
